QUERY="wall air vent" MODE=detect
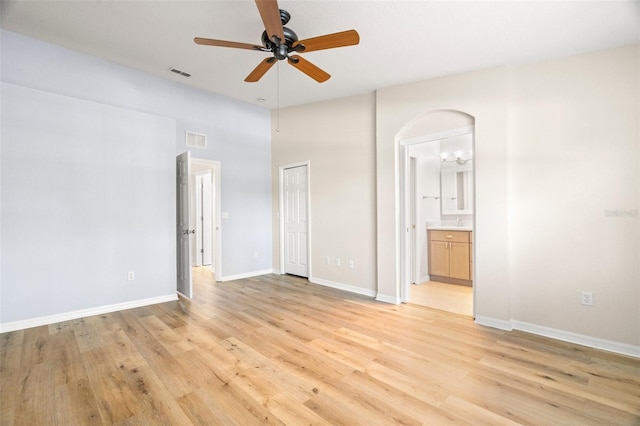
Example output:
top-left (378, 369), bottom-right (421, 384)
top-left (186, 131), bottom-right (207, 149)
top-left (169, 67), bottom-right (191, 77)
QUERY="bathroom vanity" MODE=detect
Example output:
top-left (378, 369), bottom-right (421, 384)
top-left (428, 228), bottom-right (473, 285)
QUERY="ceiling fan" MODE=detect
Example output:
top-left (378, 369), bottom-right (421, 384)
top-left (194, 0), bottom-right (360, 83)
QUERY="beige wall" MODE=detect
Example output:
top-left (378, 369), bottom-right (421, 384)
top-left (273, 44), bottom-right (639, 349)
top-left (271, 93), bottom-right (377, 294)
top-left (509, 45), bottom-right (639, 345)
top-left (376, 66), bottom-right (511, 319)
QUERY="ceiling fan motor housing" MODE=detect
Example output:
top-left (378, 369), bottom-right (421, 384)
top-left (261, 26), bottom-right (299, 60)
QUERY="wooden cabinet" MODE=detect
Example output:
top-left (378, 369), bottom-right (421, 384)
top-left (428, 230), bottom-right (472, 283)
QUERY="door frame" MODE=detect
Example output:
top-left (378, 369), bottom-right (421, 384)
top-left (190, 157), bottom-right (222, 280)
top-left (278, 161), bottom-right (311, 277)
top-left (399, 126), bottom-right (475, 310)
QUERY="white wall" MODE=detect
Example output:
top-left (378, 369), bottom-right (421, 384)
top-left (1, 83), bottom-right (176, 323)
top-left (271, 93), bottom-right (377, 295)
top-left (1, 30), bottom-right (272, 325)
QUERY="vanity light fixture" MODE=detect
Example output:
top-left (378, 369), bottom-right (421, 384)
top-left (440, 151), bottom-right (472, 165)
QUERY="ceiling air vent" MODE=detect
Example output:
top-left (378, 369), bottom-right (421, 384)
top-left (186, 131), bottom-right (207, 149)
top-left (169, 67), bottom-right (191, 77)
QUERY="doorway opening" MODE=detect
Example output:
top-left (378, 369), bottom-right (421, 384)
top-left (398, 112), bottom-right (475, 317)
top-left (176, 151), bottom-right (222, 299)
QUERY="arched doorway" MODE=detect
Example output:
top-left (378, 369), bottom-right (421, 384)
top-left (397, 110), bottom-right (475, 316)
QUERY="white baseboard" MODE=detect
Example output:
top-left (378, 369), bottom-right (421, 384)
top-left (475, 316), bottom-right (639, 358)
top-left (309, 276), bottom-right (377, 298)
top-left (375, 293), bottom-right (401, 304)
top-left (219, 268), bottom-right (275, 282)
top-left (474, 315), bottom-right (513, 331)
top-left (0, 294), bottom-right (178, 333)
top-left (510, 320), bottom-right (639, 359)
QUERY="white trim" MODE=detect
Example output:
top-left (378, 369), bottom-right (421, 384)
top-left (400, 125), bottom-right (474, 146)
top-left (474, 316), bottom-right (640, 358)
top-left (397, 124), bottom-right (476, 309)
top-left (219, 269), bottom-right (275, 282)
top-left (474, 315), bottom-right (513, 331)
top-left (0, 294), bottom-right (178, 333)
top-left (417, 275), bottom-right (430, 284)
top-left (278, 161), bottom-right (311, 278)
top-left (375, 293), bottom-right (402, 304)
top-left (511, 320), bottom-right (640, 359)
top-left (309, 276), bottom-right (377, 298)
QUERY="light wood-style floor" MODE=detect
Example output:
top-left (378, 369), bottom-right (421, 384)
top-left (1, 269), bottom-right (639, 425)
top-left (410, 281), bottom-right (473, 317)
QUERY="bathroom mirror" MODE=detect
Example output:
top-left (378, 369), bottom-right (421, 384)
top-left (441, 165), bottom-right (473, 215)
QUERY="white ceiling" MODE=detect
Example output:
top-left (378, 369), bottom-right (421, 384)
top-left (2, 1), bottom-right (638, 110)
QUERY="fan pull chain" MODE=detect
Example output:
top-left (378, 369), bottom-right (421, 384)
top-left (276, 61), bottom-right (280, 132)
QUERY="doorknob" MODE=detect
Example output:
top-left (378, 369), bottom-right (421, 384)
top-left (190, 230), bottom-right (196, 234)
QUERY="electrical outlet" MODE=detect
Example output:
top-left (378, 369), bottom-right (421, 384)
top-left (128, 271), bottom-right (135, 281)
top-left (254, 251), bottom-right (259, 259)
top-left (335, 258), bottom-right (341, 267)
top-left (325, 256), bottom-right (331, 265)
top-left (348, 260), bottom-right (354, 269)
top-left (581, 291), bottom-right (593, 306)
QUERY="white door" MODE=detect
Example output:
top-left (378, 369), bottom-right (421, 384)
top-left (283, 165), bottom-right (308, 277)
top-left (200, 170), bottom-right (213, 266)
top-left (176, 151), bottom-right (192, 298)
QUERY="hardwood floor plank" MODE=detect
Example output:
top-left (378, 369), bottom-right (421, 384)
top-left (440, 395), bottom-right (521, 425)
top-left (175, 391), bottom-right (225, 425)
top-left (80, 347), bottom-right (140, 424)
top-left (340, 370), bottom-right (466, 425)
top-left (1, 271), bottom-right (638, 425)
top-left (54, 379), bottom-right (102, 425)
top-left (12, 361), bottom-right (57, 425)
top-left (303, 378), bottom-right (422, 426)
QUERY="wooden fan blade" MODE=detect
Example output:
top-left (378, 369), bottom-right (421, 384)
top-left (255, 0), bottom-right (284, 43)
top-left (194, 37), bottom-right (263, 51)
top-left (287, 55), bottom-right (330, 83)
top-left (293, 30), bottom-right (360, 53)
top-left (245, 57), bottom-right (276, 82)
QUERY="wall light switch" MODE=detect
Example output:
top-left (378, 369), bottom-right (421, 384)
top-left (336, 258), bottom-right (341, 267)
top-left (128, 271), bottom-right (135, 281)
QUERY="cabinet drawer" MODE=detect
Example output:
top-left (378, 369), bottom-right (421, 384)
top-left (429, 230), bottom-right (469, 243)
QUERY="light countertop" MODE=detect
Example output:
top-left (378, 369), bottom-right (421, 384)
top-left (427, 225), bottom-right (472, 231)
